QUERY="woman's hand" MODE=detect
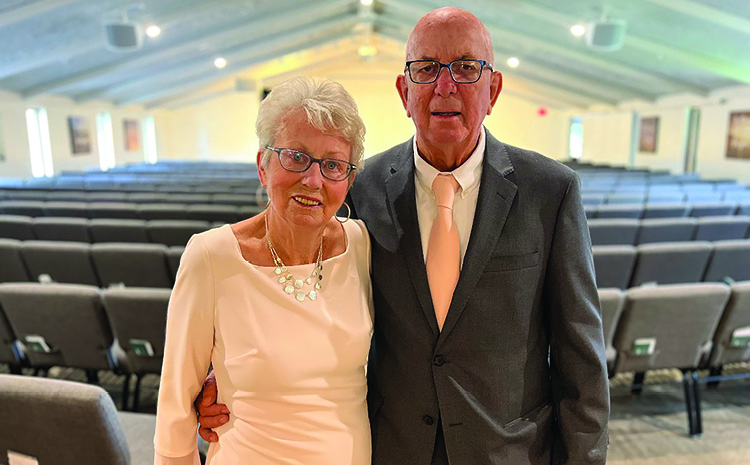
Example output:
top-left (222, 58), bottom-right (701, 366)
top-left (194, 371), bottom-right (230, 442)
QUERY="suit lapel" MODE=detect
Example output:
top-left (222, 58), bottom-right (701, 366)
top-left (437, 132), bottom-right (518, 347)
top-left (385, 141), bottom-right (440, 337)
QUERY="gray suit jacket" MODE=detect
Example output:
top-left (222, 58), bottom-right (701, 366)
top-left (348, 130), bottom-right (609, 464)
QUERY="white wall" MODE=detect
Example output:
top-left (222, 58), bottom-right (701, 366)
top-left (0, 90), bottom-right (148, 178)
top-left (579, 111), bottom-right (632, 167)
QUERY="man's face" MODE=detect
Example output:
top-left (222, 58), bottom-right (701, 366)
top-left (396, 14), bottom-right (501, 160)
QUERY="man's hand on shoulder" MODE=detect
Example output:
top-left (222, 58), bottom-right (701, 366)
top-left (194, 371), bottom-right (230, 442)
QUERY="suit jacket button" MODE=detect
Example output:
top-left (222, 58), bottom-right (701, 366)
top-left (422, 415), bottom-right (434, 426)
top-left (433, 355), bottom-right (446, 366)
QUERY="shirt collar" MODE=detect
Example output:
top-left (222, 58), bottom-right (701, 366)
top-left (413, 127), bottom-right (485, 198)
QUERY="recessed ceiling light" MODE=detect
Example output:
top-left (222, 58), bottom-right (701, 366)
top-left (214, 57), bottom-right (227, 69)
top-left (358, 45), bottom-right (377, 57)
top-left (360, 0), bottom-right (373, 5)
top-left (570, 24), bottom-right (586, 37)
top-left (507, 57), bottom-right (520, 68)
top-left (145, 25), bottom-right (161, 38)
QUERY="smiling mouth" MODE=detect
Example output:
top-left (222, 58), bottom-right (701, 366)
top-left (293, 196), bottom-right (321, 207)
top-left (432, 111), bottom-right (461, 117)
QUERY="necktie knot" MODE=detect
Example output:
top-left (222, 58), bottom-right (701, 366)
top-left (432, 174), bottom-right (459, 209)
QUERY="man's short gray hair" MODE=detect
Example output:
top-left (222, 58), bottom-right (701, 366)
top-left (256, 77), bottom-right (365, 170)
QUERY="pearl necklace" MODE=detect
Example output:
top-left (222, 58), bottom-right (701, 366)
top-left (264, 214), bottom-right (323, 302)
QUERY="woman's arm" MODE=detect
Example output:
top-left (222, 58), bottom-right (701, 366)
top-left (154, 235), bottom-right (216, 464)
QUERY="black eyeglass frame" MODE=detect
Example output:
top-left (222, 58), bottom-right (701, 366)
top-left (265, 146), bottom-right (357, 182)
top-left (404, 59), bottom-right (494, 84)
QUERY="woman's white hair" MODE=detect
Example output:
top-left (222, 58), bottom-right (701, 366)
top-left (256, 77), bottom-right (365, 170)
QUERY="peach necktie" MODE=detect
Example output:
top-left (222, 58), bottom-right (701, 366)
top-left (426, 174), bottom-right (460, 330)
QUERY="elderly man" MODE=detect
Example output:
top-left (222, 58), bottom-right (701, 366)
top-left (198, 7), bottom-right (609, 464)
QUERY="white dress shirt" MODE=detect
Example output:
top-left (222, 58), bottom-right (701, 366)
top-left (413, 128), bottom-right (485, 267)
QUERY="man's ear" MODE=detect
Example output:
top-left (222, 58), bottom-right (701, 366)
top-left (256, 149), bottom-right (268, 188)
top-left (486, 71), bottom-right (503, 115)
top-left (396, 75), bottom-right (411, 117)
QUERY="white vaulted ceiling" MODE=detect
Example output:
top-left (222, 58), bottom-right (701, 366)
top-left (1, 0), bottom-right (748, 110)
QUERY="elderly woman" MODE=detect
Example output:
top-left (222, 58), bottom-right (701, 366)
top-left (154, 77), bottom-right (372, 465)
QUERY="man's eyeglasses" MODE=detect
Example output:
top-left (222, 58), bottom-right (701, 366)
top-left (265, 146), bottom-right (356, 182)
top-left (405, 59), bottom-right (493, 84)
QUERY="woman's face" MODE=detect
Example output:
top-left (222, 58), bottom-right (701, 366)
top-left (258, 109), bottom-right (354, 231)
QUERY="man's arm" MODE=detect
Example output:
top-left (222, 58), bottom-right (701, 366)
top-left (543, 173), bottom-right (609, 464)
top-left (194, 371), bottom-right (230, 442)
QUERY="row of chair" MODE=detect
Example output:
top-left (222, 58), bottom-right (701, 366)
top-left (584, 202), bottom-right (750, 219)
top-left (0, 284), bottom-right (171, 411)
top-left (0, 189), bottom-right (263, 203)
top-left (0, 201), bottom-right (264, 222)
top-left (588, 216), bottom-right (750, 246)
top-left (582, 190), bottom-right (750, 204)
top-left (0, 216), bottom-right (217, 246)
top-left (600, 281), bottom-right (750, 436)
top-left (593, 239), bottom-right (750, 289)
top-left (0, 239), bottom-right (185, 288)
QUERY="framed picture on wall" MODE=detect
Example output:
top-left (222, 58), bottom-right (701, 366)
top-left (123, 119), bottom-right (141, 151)
top-left (67, 116), bottom-right (92, 155)
top-left (726, 111), bottom-right (750, 160)
top-left (639, 116), bottom-right (659, 153)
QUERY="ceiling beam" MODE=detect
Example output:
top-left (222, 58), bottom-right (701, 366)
top-left (87, 16), bottom-right (357, 102)
top-left (380, 0), bottom-right (709, 96)
top-left (116, 32), bottom-right (353, 107)
top-left (21, 0), bottom-right (353, 98)
top-left (0, 0), bottom-right (82, 28)
top-left (640, 0), bottom-right (750, 34)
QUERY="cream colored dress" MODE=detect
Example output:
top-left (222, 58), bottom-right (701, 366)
top-left (154, 220), bottom-right (374, 465)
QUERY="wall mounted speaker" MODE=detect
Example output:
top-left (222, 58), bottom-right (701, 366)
top-left (103, 22), bottom-right (142, 52)
top-left (586, 20), bottom-right (627, 52)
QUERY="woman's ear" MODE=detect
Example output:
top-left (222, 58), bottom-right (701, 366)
top-left (257, 149), bottom-right (267, 188)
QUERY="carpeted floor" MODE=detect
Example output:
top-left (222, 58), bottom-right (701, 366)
top-left (3, 364), bottom-right (750, 465)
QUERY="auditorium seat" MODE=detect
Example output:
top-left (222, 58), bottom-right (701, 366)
top-left (690, 202), bottom-right (737, 217)
top-left (0, 283), bottom-right (118, 373)
top-left (49, 191), bottom-right (87, 202)
top-left (167, 246), bottom-right (185, 282)
top-left (702, 240), bottom-right (750, 282)
top-left (212, 193), bottom-right (254, 206)
top-left (147, 220), bottom-right (210, 246)
top-left (0, 375), bottom-right (134, 465)
top-left (642, 202), bottom-right (691, 219)
top-left (0, 200), bottom-right (44, 217)
top-left (0, 305), bottom-right (23, 371)
top-left (592, 245), bottom-right (637, 289)
top-left (33, 217), bottom-right (91, 242)
top-left (137, 203), bottom-right (187, 220)
top-left (20, 241), bottom-right (99, 285)
top-left (635, 218), bottom-right (696, 245)
top-left (186, 204), bottom-right (239, 223)
top-left (2, 190), bottom-right (47, 201)
top-left (596, 204), bottom-right (643, 219)
top-left (606, 193), bottom-right (646, 204)
top-left (588, 219), bottom-right (639, 246)
top-left (163, 193), bottom-right (211, 204)
top-left (707, 281), bottom-right (750, 369)
top-left (0, 239), bottom-right (31, 283)
top-left (239, 205), bottom-right (264, 219)
top-left (91, 243), bottom-right (172, 288)
top-left (629, 242), bottom-right (712, 287)
top-left (646, 193), bottom-right (685, 204)
top-left (598, 288), bottom-right (625, 373)
top-left (0, 215), bottom-right (35, 240)
top-left (85, 191), bottom-right (128, 202)
top-left (685, 192), bottom-right (723, 203)
top-left (126, 192), bottom-right (169, 203)
top-left (102, 287), bottom-right (171, 411)
top-left (88, 202), bottom-right (140, 220)
top-left (90, 219), bottom-right (150, 243)
top-left (43, 201), bottom-right (89, 218)
top-left (693, 216), bottom-right (750, 241)
top-left (737, 203), bottom-right (750, 217)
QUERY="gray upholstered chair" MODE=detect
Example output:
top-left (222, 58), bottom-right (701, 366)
top-left (693, 216), bottom-right (750, 241)
top-left (706, 281), bottom-right (750, 372)
top-left (690, 202), bottom-right (737, 217)
top-left (43, 201), bottom-right (89, 218)
top-left (0, 215), bottom-right (35, 240)
top-left (642, 202), bottom-right (690, 219)
top-left (629, 241), bottom-right (713, 287)
top-left (103, 287), bottom-right (171, 411)
top-left (0, 374), bottom-right (132, 465)
top-left (91, 243), bottom-right (172, 288)
top-left (88, 202), bottom-right (141, 220)
top-left (166, 246), bottom-right (185, 283)
top-left (0, 200), bottom-right (45, 217)
top-left (90, 219), bottom-right (150, 243)
top-left (186, 204), bottom-right (239, 223)
top-left (596, 203), bottom-right (643, 219)
top-left (0, 239), bottom-right (31, 283)
top-left (587, 219), bottom-right (639, 246)
top-left (702, 240), bottom-right (750, 282)
top-left (592, 245), bottom-right (637, 289)
top-left (33, 217), bottom-right (91, 242)
top-left (636, 218), bottom-right (696, 245)
top-left (137, 203), bottom-right (188, 221)
top-left (20, 240), bottom-right (100, 285)
top-left (147, 220), bottom-right (210, 246)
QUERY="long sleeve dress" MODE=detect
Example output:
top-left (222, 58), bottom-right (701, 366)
top-left (154, 220), bottom-right (374, 465)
